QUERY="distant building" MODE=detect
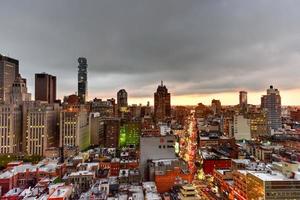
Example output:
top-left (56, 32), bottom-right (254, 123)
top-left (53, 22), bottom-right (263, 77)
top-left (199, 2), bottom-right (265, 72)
top-left (23, 103), bottom-right (59, 156)
top-left (0, 104), bottom-right (22, 154)
top-left (290, 109), bottom-right (300, 122)
top-left (246, 162), bottom-right (300, 200)
top-left (140, 135), bottom-right (176, 180)
top-left (248, 111), bottom-right (268, 138)
top-left (119, 122), bottom-right (141, 148)
top-left (261, 85), bottom-right (282, 131)
top-left (0, 54), bottom-right (19, 102)
top-left (117, 89), bottom-right (128, 108)
top-left (78, 57), bottom-right (88, 104)
top-left (154, 81), bottom-right (171, 123)
top-left (10, 75), bottom-right (31, 104)
top-left (91, 98), bottom-right (115, 117)
top-left (60, 107), bottom-right (90, 151)
top-left (104, 118), bottom-right (120, 148)
top-left (89, 113), bottom-right (120, 148)
top-left (211, 99), bottom-right (221, 115)
top-left (149, 159), bottom-right (193, 193)
top-left (239, 91), bottom-right (247, 110)
top-left (35, 73), bottom-right (56, 103)
top-left (232, 114), bottom-right (251, 140)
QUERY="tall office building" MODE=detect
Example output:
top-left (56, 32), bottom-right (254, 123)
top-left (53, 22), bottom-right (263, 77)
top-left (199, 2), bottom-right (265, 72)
top-left (0, 54), bottom-right (19, 102)
top-left (154, 81), bottom-right (171, 123)
top-left (60, 107), bottom-right (90, 151)
top-left (239, 91), bottom-right (247, 109)
top-left (77, 57), bottom-right (88, 104)
top-left (35, 73), bottom-right (56, 103)
top-left (0, 104), bottom-right (22, 154)
top-left (261, 85), bottom-right (282, 131)
top-left (211, 99), bottom-right (221, 115)
top-left (24, 104), bottom-right (59, 156)
top-left (117, 89), bottom-right (128, 107)
top-left (9, 75), bottom-right (31, 104)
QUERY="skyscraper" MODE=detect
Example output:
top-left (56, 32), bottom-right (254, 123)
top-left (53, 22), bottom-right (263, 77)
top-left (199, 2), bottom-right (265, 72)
top-left (78, 57), bottom-right (88, 104)
top-left (117, 89), bottom-right (128, 107)
top-left (211, 99), bottom-right (221, 115)
top-left (154, 81), bottom-right (171, 123)
top-left (10, 75), bottom-right (31, 104)
top-left (261, 85), bottom-right (282, 131)
top-left (239, 91), bottom-right (247, 109)
top-left (0, 54), bottom-right (19, 102)
top-left (35, 73), bottom-right (56, 103)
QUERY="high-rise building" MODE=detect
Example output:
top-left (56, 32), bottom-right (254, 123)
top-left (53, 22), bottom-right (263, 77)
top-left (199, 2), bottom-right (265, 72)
top-left (9, 75), bottom-right (31, 104)
top-left (0, 54), bottom-right (19, 102)
top-left (211, 99), bottom-right (221, 115)
top-left (24, 104), bottom-right (59, 156)
top-left (154, 81), bottom-right (171, 123)
top-left (261, 85), bottom-right (282, 131)
top-left (60, 107), bottom-right (90, 151)
top-left (0, 104), bottom-right (22, 154)
top-left (78, 57), bottom-right (88, 104)
top-left (239, 91), bottom-right (247, 109)
top-left (104, 118), bottom-right (120, 148)
top-left (35, 73), bottom-right (56, 103)
top-left (117, 89), bottom-right (128, 107)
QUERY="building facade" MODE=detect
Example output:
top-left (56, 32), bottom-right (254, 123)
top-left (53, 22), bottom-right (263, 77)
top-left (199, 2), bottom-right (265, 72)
top-left (0, 104), bottom-right (22, 154)
top-left (35, 73), bottom-right (56, 103)
top-left (239, 91), bottom-right (247, 110)
top-left (77, 57), bottom-right (88, 104)
top-left (154, 81), bottom-right (171, 123)
top-left (24, 104), bottom-right (59, 156)
top-left (10, 75), bottom-right (31, 104)
top-left (60, 108), bottom-right (89, 151)
top-left (0, 55), bottom-right (19, 102)
top-left (261, 85), bottom-right (282, 132)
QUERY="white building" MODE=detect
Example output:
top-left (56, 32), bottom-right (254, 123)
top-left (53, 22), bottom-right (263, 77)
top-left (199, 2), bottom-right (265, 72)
top-left (60, 108), bottom-right (90, 151)
top-left (232, 114), bottom-right (251, 140)
top-left (0, 104), bottom-right (21, 154)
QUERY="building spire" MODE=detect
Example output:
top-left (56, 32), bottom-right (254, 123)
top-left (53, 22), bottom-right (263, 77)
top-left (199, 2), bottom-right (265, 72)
top-left (161, 80), bottom-right (163, 86)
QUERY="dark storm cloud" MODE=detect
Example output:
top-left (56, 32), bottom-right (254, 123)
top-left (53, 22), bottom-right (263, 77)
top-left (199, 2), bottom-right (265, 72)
top-left (1, 0), bottom-right (300, 99)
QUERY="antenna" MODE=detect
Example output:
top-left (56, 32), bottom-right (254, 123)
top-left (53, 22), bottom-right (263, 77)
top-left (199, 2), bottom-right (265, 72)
top-left (161, 80), bottom-right (163, 86)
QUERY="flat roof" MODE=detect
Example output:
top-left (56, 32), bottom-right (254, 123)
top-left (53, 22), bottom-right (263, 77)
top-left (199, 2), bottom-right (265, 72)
top-left (49, 186), bottom-right (72, 198)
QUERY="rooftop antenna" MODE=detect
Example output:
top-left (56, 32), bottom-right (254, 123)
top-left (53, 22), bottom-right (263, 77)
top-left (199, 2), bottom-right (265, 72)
top-left (161, 80), bottom-right (163, 86)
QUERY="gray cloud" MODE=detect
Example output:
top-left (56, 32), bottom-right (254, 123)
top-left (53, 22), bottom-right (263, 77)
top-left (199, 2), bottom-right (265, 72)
top-left (1, 0), bottom-right (300, 100)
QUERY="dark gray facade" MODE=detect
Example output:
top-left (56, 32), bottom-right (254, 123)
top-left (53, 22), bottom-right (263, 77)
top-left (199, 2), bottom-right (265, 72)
top-left (78, 57), bottom-right (88, 104)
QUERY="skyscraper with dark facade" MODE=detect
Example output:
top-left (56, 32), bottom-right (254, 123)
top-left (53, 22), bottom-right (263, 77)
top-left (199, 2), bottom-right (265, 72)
top-left (154, 81), bottom-right (171, 123)
top-left (261, 85), bottom-right (282, 132)
top-left (35, 73), bottom-right (56, 103)
top-left (239, 91), bottom-right (247, 110)
top-left (78, 57), bottom-right (88, 104)
top-left (0, 54), bottom-right (19, 102)
top-left (117, 89), bottom-right (128, 108)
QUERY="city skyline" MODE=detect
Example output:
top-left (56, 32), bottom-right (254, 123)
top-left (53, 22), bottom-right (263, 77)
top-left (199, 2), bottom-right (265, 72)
top-left (2, 1), bottom-right (300, 105)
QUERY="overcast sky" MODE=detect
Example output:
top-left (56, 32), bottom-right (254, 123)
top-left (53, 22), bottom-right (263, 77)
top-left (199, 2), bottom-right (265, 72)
top-left (1, 0), bottom-right (300, 105)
